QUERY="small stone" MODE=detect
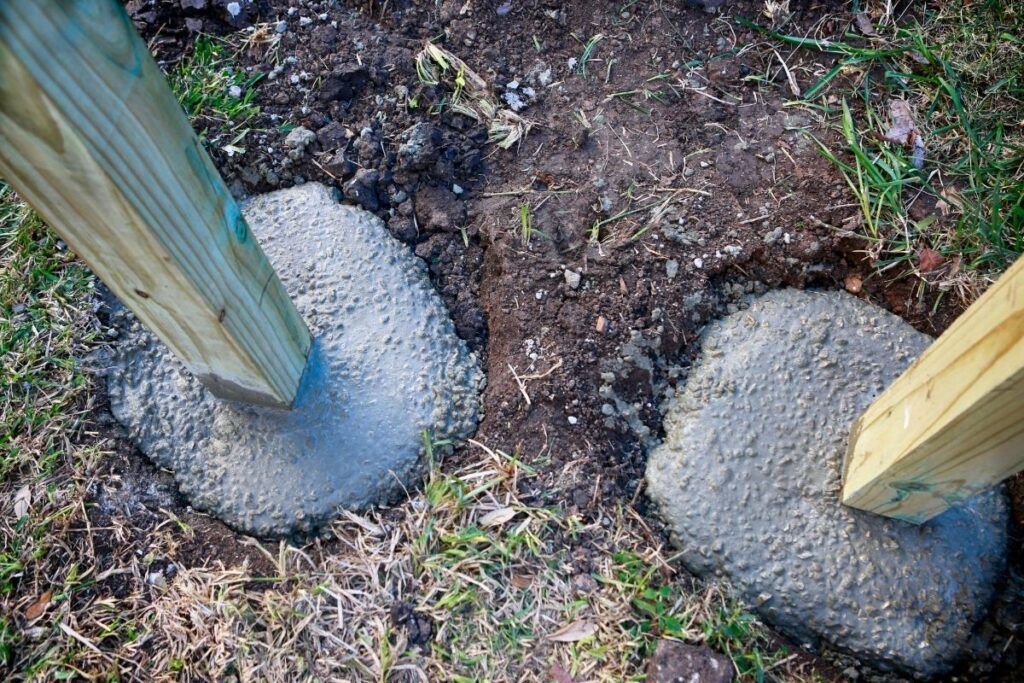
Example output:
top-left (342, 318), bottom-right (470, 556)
top-left (646, 640), bottom-right (733, 683)
top-left (763, 227), bottom-right (784, 245)
top-left (343, 168), bottom-right (381, 212)
top-left (315, 121), bottom-right (348, 151)
top-left (564, 270), bottom-right (581, 289)
top-left (844, 273), bottom-right (863, 294)
top-left (567, 416), bottom-right (578, 425)
top-left (398, 122), bottom-right (442, 171)
top-left (284, 126), bottom-right (316, 150)
top-left (452, 184), bottom-right (464, 195)
top-left (693, 257), bottom-right (704, 269)
top-left (274, 20), bottom-right (288, 33)
top-left (666, 259), bottom-right (679, 279)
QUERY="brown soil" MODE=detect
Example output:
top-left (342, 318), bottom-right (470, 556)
top-left (62, 0), bottom-right (1022, 679)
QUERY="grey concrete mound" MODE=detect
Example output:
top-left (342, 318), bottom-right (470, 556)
top-left (646, 289), bottom-right (1008, 678)
top-left (108, 183), bottom-right (483, 537)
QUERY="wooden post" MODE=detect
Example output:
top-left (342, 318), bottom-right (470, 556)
top-left (842, 255), bottom-right (1024, 523)
top-left (0, 0), bottom-right (311, 408)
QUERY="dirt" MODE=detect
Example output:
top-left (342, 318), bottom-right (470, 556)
top-left (62, 0), bottom-right (1023, 679)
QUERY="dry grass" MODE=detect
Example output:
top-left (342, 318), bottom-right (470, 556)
top-left (415, 42), bottom-right (532, 150)
top-left (2, 421), bottom-right (816, 681)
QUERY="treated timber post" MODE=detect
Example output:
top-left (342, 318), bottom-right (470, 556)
top-left (0, 0), bottom-right (311, 408)
top-left (842, 254), bottom-right (1024, 523)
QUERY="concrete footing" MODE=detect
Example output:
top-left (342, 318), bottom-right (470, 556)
top-left (646, 289), bottom-right (1008, 677)
top-left (108, 183), bottom-right (483, 537)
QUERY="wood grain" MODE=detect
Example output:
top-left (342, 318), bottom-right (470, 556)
top-left (0, 0), bottom-right (311, 408)
top-left (842, 255), bottom-right (1024, 522)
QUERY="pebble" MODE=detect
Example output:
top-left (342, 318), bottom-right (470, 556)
top-left (284, 126), bottom-right (316, 150)
top-left (564, 270), bottom-right (581, 289)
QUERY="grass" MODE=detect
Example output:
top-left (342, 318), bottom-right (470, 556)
top-left (0, 185), bottom-right (105, 678)
top-left (519, 202), bottom-right (534, 245)
top-left (0, 185), bottom-right (97, 483)
top-left (169, 34), bottom-right (262, 128)
top-left (751, 1), bottom-right (1023, 302)
top-left (575, 33), bottom-right (605, 77)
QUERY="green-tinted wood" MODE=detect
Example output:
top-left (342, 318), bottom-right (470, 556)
top-left (0, 0), bottom-right (311, 408)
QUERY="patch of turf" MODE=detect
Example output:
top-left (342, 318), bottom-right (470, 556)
top-left (0, 185), bottom-right (96, 482)
top-left (750, 1), bottom-right (1023, 302)
top-left (169, 34), bottom-right (262, 126)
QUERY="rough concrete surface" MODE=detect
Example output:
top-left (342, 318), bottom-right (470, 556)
top-left (646, 289), bottom-right (1008, 678)
top-left (108, 183), bottom-right (483, 537)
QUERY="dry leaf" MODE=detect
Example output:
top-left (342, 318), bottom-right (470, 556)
top-left (936, 187), bottom-right (958, 216)
top-left (13, 485), bottom-right (30, 520)
top-left (535, 172), bottom-right (556, 187)
top-left (510, 573), bottom-right (534, 589)
top-left (883, 99), bottom-right (926, 169)
top-left (844, 273), bottom-right (863, 294)
top-left (479, 507), bottom-right (517, 528)
top-left (546, 619), bottom-right (598, 642)
top-left (854, 12), bottom-right (878, 36)
top-left (24, 591), bottom-right (51, 621)
top-left (908, 50), bottom-right (929, 65)
top-left (918, 248), bottom-right (945, 273)
top-left (549, 662), bottom-right (575, 683)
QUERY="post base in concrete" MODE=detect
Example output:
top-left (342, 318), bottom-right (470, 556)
top-left (646, 289), bottom-right (1008, 677)
top-left (108, 183), bottom-right (483, 537)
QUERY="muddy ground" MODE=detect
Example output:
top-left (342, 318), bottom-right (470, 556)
top-left (73, 0), bottom-right (1023, 679)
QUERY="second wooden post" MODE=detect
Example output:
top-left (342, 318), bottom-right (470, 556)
top-left (842, 255), bottom-right (1024, 523)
